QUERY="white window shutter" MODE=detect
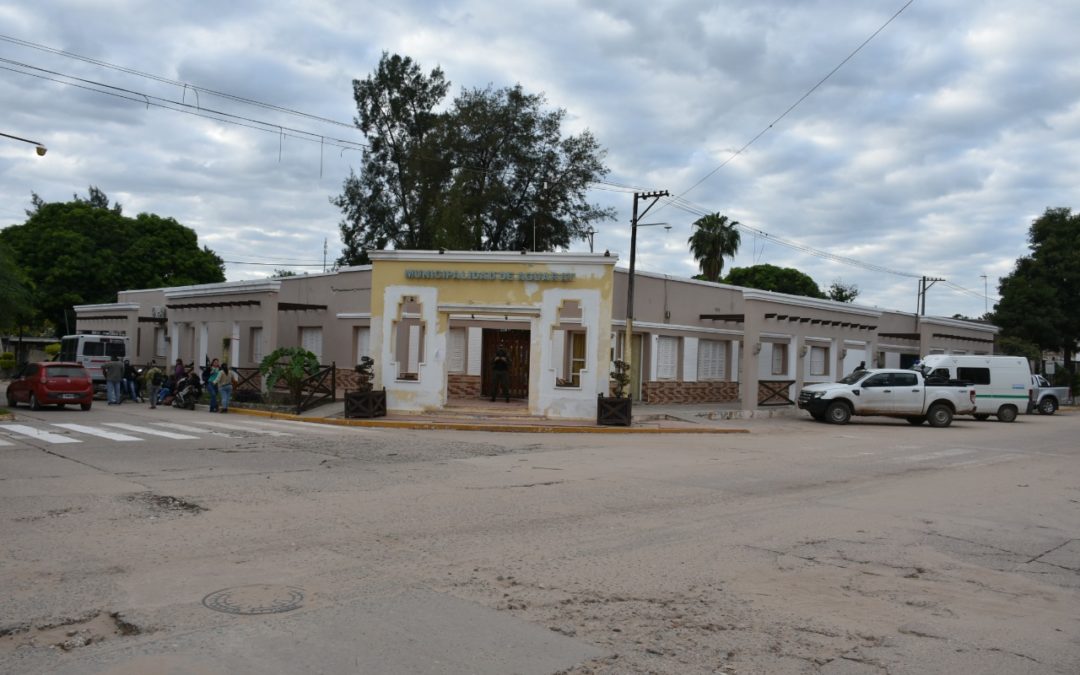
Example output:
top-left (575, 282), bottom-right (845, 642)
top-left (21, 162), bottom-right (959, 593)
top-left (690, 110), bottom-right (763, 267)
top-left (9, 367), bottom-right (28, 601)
top-left (466, 327), bottom-right (483, 376)
top-left (301, 327), bottom-right (323, 363)
top-left (657, 336), bottom-right (678, 379)
top-left (355, 327), bottom-right (371, 364)
top-left (552, 329), bottom-right (565, 379)
top-left (683, 337), bottom-right (699, 382)
top-left (448, 328), bottom-right (466, 373)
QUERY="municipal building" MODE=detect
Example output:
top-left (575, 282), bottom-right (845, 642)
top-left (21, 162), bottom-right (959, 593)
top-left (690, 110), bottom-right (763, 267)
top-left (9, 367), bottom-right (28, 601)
top-left (74, 251), bottom-right (998, 419)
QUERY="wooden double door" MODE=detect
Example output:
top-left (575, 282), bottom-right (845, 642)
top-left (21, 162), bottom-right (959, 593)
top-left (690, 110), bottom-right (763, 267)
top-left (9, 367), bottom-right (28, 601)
top-left (481, 329), bottom-right (530, 400)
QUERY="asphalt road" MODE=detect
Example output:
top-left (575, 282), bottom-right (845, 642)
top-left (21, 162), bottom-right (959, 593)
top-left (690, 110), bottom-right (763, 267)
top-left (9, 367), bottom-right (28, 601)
top-left (1, 403), bottom-right (1077, 674)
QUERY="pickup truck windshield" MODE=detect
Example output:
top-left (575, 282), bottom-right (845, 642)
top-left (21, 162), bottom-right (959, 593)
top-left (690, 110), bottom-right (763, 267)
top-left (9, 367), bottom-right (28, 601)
top-left (838, 372), bottom-right (868, 385)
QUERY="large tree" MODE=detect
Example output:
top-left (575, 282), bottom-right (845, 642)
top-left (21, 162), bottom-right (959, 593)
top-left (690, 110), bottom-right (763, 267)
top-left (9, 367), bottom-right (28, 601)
top-left (724, 264), bottom-right (826, 299)
top-left (0, 188), bottom-right (225, 335)
top-left (0, 240), bottom-right (34, 333)
top-left (688, 213), bottom-right (741, 282)
top-left (994, 207), bottom-right (1080, 374)
top-left (334, 52), bottom-right (614, 265)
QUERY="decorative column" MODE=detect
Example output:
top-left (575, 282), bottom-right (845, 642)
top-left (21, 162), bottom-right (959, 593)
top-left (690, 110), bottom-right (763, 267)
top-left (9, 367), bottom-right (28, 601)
top-left (169, 321), bottom-right (181, 364)
top-left (197, 322), bottom-right (209, 367)
top-left (230, 321), bottom-right (240, 366)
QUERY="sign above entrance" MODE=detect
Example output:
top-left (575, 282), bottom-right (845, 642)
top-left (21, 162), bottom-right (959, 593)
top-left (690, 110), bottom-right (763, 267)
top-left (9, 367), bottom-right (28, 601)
top-left (404, 269), bottom-right (576, 282)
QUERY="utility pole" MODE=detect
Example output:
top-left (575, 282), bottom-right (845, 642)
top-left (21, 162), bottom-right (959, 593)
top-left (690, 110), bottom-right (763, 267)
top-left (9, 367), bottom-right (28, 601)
top-left (917, 276), bottom-right (945, 316)
top-left (585, 227), bottom-right (596, 254)
top-left (323, 238), bottom-right (327, 273)
top-left (624, 190), bottom-right (669, 396)
top-left (980, 274), bottom-right (988, 315)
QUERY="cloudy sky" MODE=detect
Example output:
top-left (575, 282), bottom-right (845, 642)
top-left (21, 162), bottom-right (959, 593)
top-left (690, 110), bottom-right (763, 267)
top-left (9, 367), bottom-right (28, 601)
top-left (2, 0), bottom-right (1078, 319)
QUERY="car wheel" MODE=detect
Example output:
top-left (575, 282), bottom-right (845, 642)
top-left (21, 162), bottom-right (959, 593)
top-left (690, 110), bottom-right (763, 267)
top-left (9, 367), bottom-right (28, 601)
top-left (80, 402), bottom-right (92, 411)
top-left (906, 416), bottom-right (925, 426)
top-left (825, 401), bottom-right (851, 425)
top-left (1038, 397), bottom-right (1058, 415)
top-left (809, 411), bottom-right (826, 422)
top-left (6, 393), bottom-right (16, 408)
top-left (927, 404), bottom-right (953, 428)
top-left (973, 414), bottom-right (990, 421)
top-left (997, 405), bottom-right (1018, 423)
top-left (29, 393), bottom-right (42, 411)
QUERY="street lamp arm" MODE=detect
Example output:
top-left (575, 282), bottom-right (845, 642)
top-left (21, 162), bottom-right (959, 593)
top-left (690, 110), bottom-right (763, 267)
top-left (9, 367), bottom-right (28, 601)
top-left (0, 131), bottom-right (47, 156)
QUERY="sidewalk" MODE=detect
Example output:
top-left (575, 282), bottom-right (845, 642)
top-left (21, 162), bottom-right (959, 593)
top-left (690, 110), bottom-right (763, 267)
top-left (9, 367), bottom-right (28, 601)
top-left (226, 398), bottom-right (798, 434)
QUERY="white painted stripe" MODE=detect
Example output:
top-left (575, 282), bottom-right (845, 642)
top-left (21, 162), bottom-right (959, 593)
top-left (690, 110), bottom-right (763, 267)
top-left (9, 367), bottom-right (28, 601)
top-left (891, 448), bottom-right (976, 463)
top-left (151, 422), bottom-right (235, 437)
top-left (103, 423), bottom-right (197, 440)
top-left (240, 418), bottom-right (368, 435)
top-left (52, 423), bottom-right (142, 442)
top-left (0, 437), bottom-right (13, 446)
top-left (192, 420), bottom-right (293, 437)
top-left (0, 424), bottom-right (81, 444)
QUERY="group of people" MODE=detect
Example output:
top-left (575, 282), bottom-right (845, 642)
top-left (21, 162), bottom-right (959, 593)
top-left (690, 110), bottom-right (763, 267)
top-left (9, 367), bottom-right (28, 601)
top-left (101, 355), bottom-right (238, 412)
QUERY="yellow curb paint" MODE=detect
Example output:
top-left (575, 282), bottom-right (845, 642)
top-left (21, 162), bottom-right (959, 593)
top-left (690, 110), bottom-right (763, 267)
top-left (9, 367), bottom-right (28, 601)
top-left (228, 407), bottom-right (749, 434)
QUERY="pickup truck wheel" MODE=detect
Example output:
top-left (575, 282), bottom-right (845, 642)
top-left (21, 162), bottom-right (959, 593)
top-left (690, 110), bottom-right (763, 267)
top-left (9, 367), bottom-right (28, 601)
top-left (825, 401), bottom-right (851, 425)
top-left (997, 405), bottom-right (1018, 423)
top-left (973, 414), bottom-right (990, 421)
top-left (905, 416), bottom-right (925, 426)
top-left (927, 404), bottom-right (953, 428)
top-left (809, 411), bottom-right (826, 422)
top-left (1038, 397), bottom-right (1058, 415)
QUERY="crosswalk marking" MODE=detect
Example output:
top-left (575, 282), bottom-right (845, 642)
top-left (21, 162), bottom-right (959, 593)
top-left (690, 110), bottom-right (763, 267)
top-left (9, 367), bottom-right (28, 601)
top-left (0, 424), bottom-right (80, 444)
top-left (152, 422), bottom-right (236, 437)
top-left (52, 423), bottom-right (142, 442)
top-left (103, 423), bottom-right (198, 440)
top-left (0, 437), bottom-right (13, 446)
top-left (192, 419), bottom-right (293, 436)
top-left (233, 418), bottom-right (366, 435)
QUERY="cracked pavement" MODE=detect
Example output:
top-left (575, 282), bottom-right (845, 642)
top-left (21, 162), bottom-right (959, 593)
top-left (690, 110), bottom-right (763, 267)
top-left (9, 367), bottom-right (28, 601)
top-left (1, 404), bottom-right (1078, 674)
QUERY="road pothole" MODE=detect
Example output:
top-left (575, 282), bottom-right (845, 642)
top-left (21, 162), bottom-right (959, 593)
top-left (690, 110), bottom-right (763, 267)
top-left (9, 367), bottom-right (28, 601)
top-left (124, 492), bottom-right (206, 515)
top-left (202, 585), bottom-right (306, 615)
top-left (0, 612), bottom-right (143, 653)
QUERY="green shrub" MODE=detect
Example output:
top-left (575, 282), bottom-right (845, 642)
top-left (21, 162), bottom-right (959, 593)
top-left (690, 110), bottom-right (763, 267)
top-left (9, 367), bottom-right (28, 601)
top-left (44, 343), bottom-right (61, 359)
top-left (0, 352), bottom-right (15, 371)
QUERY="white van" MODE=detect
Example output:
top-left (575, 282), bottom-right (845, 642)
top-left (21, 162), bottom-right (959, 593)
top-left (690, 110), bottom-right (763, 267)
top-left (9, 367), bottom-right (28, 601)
top-left (59, 334), bottom-right (130, 385)
top-left (913, 354), bottom-right (1032, 422)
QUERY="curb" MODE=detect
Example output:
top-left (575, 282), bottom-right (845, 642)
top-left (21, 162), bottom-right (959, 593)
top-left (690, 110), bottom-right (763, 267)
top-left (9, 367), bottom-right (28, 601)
top-left (227, 407), bottom-right (750, 434)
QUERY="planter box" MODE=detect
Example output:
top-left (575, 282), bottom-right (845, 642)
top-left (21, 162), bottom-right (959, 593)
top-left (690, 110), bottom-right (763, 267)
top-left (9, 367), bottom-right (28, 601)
top-left (344, 388), bottom-right (387, 418)
top-left (597, 395), bottom-right (632, 426)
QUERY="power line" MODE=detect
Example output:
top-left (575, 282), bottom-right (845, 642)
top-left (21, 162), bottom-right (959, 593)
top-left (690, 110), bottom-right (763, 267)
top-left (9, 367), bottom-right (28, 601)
top-left (0, 58), bottom-right (368, 152)
top-left (670, 0), bottom-right (916, 204)
top-left (0, 33), bottom-right (357, 131)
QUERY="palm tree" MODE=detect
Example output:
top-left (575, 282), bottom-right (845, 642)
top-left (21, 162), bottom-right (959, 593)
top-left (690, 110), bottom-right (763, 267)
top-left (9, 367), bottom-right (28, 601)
top-left (688, 213), bottom-right (741, 282)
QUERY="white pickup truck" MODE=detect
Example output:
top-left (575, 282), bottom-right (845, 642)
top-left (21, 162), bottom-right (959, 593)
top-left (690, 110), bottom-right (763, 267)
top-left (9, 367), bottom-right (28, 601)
top-left (1028, 374), bottom-right (1071, 415)
top-left (798, 368), bottom-right (977, 427)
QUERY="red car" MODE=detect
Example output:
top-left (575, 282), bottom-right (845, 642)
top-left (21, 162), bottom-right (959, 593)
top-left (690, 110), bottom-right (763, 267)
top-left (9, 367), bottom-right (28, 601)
top-left (6, 362), bottom-right (93, 411)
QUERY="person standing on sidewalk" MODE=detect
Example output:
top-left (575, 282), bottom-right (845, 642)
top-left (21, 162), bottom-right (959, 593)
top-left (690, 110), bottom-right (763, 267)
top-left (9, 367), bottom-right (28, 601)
top-left (203, 358), bottom-right (221, 412)
top-left (103, 355), bottom-right (125, 405)
top-left (218, 363), bottom-right (237, 413)
top-left (144, 360), bottom-right (164, 409)
top-left (491, 344), bottom-right (511, 403)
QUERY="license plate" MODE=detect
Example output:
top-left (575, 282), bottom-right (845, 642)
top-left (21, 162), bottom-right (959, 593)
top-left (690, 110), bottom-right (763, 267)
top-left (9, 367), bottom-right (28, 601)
top-left (62, 393), bottom-right (79, 399)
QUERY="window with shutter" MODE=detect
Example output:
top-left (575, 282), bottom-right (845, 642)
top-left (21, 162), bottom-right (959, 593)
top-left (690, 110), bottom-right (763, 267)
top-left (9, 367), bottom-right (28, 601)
top-left (250, 327), bottom-right (264, 365)
top-left (657, 336), bottom-right (678, 379)
top-left (771, 343), bottom-right (787, 375)
top-left (697, 340), bottom-right (725, 380)
top-left (810, 345), bottom-right (827, 376)
top-left (355, 327), bottom-right (371, 364)
top-left (155, 328), bottom-right (167, 358)
top-left (300, 327), bottom-right (323, 364)
top-left (448, 328), bottom-right (466, 373)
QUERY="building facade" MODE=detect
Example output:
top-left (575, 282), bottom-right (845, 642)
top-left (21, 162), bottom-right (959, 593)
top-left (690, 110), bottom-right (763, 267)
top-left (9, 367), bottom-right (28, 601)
top-left (75, 251), bottom-right (998, 419)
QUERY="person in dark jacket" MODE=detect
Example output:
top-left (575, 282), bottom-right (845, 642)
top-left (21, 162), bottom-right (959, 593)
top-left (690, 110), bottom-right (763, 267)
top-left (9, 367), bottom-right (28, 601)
top-left (103, 356), bottom-right (125, 405)
top-left (491, 344), bottom-right (511, 403)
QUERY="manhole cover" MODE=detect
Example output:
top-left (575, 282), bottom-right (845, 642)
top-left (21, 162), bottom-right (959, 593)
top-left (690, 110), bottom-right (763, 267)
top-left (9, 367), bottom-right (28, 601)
top-left (202, 585), bottom-right (305, 615)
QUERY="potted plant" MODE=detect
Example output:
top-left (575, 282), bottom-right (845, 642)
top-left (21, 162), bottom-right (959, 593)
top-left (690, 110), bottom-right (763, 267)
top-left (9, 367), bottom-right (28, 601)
top-left (345, 356), bottom-right (386, 418)
top-left (597, 359), bottom-right (632, 426)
